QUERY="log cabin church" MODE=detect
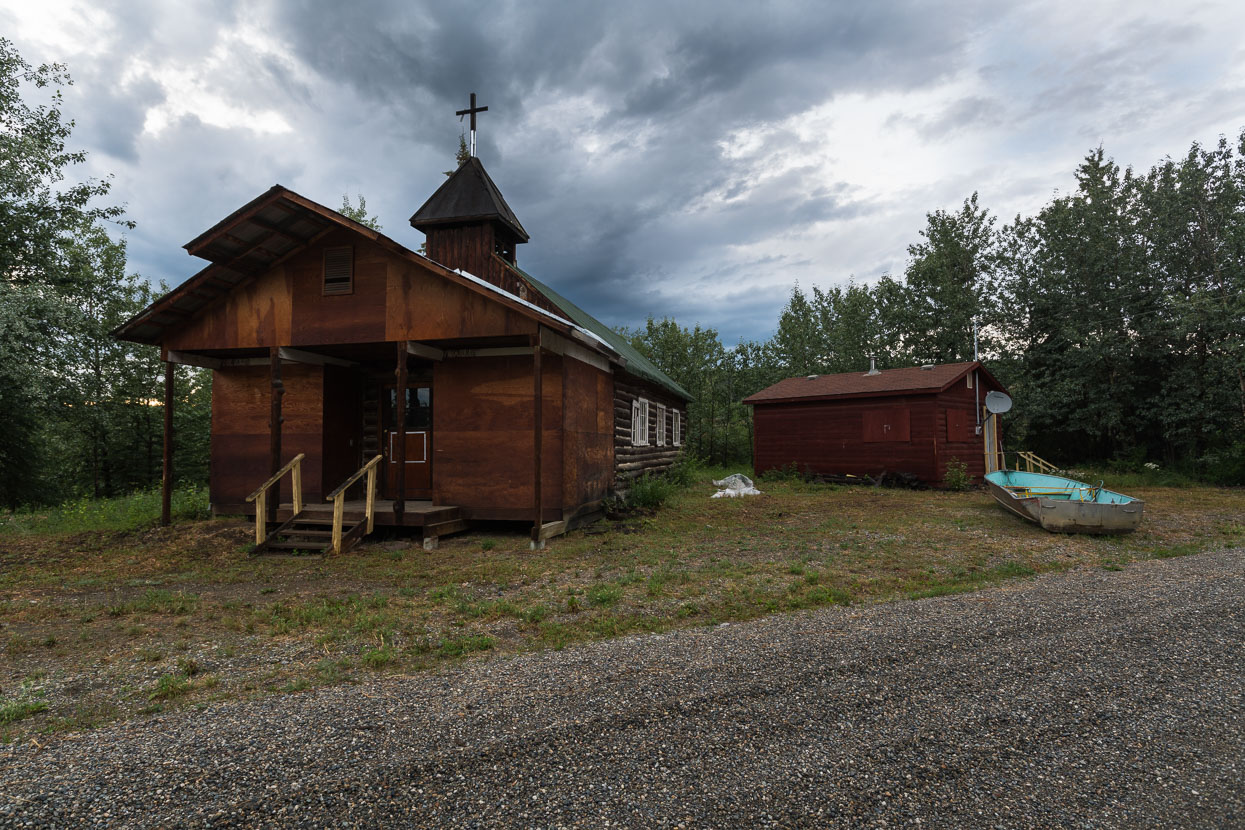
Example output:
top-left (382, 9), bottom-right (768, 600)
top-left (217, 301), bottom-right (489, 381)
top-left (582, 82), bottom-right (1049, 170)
top-left (115, 154), bottom-right (690, 551)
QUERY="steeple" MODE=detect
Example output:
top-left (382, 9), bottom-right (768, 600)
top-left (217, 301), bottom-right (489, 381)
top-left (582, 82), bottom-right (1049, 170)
top-left (409, 156), bottom-right (529, 283)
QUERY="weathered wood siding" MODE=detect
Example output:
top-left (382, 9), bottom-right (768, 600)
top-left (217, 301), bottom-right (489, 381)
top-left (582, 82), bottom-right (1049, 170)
top-left (932, 373), bottom-right (994, 482)
top-left (424, 226), bottom-right (560, 316)
top-left (164, 229), bottom-right (538, 352)
top-left (562, 356), bottom-right (615, 511)
top-left (752, 395), bottom-right (940, 482)
top-left (433, 354), bottom-right (564, 521)
top-left (210, 364), bottom-right (326, 507)
top-left (613, 376), bottom-right (686, 490)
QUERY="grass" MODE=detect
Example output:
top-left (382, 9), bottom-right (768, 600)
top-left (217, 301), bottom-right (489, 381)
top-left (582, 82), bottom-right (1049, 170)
top-left (0, 467), bottom-right (1241, 741)
top-left (0, 485), bottom-right (210, 537)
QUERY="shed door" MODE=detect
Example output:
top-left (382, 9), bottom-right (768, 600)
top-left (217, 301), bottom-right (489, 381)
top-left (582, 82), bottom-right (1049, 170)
top-left (862, 407), bottom-right (911, 442)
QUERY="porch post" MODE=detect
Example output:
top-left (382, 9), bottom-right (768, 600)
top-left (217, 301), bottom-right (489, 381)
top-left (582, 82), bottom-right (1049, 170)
top-left (393, 340), bottom-right (408, 524)
top-left (268, 346), bottom-right (283, 524)
top-left (531, 330), bottom-right (543, 545)
top-left (161, 361), bottom-right (175, 526)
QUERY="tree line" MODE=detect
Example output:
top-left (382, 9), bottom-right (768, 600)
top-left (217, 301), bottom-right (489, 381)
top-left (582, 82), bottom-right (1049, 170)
top-left (625, 142), bottom-right (1245, 484)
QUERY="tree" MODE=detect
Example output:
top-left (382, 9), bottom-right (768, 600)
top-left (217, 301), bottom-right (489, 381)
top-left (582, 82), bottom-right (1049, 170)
top-left (898, 193), bottom-right (999, 364)
top-left (338, 193), bottom-right (382, 230)
top-left (0, 39), bottom-right (128, 506)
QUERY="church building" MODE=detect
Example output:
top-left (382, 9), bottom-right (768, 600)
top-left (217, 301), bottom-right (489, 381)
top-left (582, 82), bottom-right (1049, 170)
top-left (115, 131), bottom-right (689, 551)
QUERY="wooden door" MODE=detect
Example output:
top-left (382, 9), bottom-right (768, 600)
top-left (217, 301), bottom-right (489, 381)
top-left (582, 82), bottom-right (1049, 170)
top-left (383, 384), bottom-right (432, 499)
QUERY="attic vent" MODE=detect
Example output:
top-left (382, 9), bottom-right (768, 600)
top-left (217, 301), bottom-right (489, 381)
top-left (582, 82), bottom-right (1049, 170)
top-left (323, 246), bottom-right (353, 295)
top-left (806, 374), bottom-right (819, 380)
top-left (921, 364), bottom-right (935, 370)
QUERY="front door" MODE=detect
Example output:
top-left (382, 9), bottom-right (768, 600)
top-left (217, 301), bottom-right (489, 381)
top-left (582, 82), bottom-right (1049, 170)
top-left (383, 384), bottom-right (432, 499)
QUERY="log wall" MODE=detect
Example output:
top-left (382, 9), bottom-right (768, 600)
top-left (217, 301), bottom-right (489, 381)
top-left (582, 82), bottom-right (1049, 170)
top-left (613, 376), bottom-right (687, 492)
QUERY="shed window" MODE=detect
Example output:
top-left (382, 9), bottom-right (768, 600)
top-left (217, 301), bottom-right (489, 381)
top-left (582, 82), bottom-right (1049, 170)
top-left (656, 404), bottom-right (667, 445)
top-left (672, 410), bottom-right (682, 446)
top-left (862, 407), bottom-right (911, 442)
top-left (323, 246), bottom-right (354, 295)
top-left (631, 398), bottom-right (650, 446)
top-left (966, 373), bottom-right (973, 389)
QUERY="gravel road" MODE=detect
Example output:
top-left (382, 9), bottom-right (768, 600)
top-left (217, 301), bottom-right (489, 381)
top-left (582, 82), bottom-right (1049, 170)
top-left (2, 549), bottom-right (1241, 829)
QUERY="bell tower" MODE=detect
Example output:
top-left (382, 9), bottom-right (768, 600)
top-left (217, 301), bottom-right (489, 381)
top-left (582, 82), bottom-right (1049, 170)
top-left (409, 156), bottom-right (529, 289)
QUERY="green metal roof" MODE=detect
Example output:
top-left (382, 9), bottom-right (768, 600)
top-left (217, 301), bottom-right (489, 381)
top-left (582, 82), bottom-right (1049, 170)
top-left (510, 265), bottom-right (692, 401)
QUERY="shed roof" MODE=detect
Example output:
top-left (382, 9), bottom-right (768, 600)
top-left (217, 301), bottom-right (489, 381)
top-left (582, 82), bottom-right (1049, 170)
top-left (409, 157), bottom-right (529, 242)
top-left (743, 361), bottom-right (1004, 405)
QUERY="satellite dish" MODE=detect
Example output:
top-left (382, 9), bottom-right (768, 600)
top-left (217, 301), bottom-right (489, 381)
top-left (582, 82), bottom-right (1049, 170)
top-left (985, 391), bottom-right (1013, 414)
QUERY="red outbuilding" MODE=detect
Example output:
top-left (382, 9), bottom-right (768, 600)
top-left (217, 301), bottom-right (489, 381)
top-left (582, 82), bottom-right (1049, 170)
top-left (743, 361), bottom-right (1008, 485)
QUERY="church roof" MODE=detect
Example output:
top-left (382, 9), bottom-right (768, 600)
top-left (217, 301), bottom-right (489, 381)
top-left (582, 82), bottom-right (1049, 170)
top-left (409, 156), bottom-right (529, 242)
top-left (509, 264), bottom-right (692, 401)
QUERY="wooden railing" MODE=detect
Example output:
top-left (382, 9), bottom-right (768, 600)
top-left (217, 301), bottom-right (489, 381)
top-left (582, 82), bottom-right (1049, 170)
top-left (1008, 451), bottom-right (1061, 475)
top-left (244, 453), bottom-right (305, 545)
top-left (324, 454), bottom-right (382, 554)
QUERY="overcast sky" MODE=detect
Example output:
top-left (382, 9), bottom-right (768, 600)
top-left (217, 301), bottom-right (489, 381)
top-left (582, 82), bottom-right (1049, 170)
top-left (4, 0), bottom-right (1244, 344)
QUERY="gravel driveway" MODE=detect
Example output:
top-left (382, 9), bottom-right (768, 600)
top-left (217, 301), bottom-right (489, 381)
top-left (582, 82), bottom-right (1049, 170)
top-left (2, 549), bottom-right (1241, 829)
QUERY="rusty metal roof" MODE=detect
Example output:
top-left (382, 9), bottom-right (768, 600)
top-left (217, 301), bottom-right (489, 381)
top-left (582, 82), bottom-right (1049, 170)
top-left (408, 156), bottom-right (529, 242)
top-left (743, 362), bottom-right (1004, 404)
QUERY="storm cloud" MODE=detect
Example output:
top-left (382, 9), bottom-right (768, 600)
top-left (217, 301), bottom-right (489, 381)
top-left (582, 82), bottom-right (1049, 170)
top-left (3, 0), bottom-right (1243, 342)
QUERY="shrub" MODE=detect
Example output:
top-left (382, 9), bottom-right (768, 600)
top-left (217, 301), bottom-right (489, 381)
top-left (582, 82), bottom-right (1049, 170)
top-left (943, 458), bottom-right (972, 491)
top-left (627, 473), bottom-right (676, 510)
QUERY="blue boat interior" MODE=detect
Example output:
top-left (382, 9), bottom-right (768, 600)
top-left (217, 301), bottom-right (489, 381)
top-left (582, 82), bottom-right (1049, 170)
top-left (985, 470), bottom-right (1136, 504)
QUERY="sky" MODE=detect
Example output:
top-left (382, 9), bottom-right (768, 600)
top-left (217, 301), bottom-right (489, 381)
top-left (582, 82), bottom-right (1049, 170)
top-left (4, 0), bottom-right (1244, 344)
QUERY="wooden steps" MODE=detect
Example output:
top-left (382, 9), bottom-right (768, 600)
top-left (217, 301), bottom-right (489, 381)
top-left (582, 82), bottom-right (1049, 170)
top-left (254, 516), bottom-right (357, 555)
top-left (253, 507), bottom-right (467, 555)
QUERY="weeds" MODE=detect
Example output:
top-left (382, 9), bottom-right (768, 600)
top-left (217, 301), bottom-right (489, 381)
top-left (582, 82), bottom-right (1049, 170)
top-left (0, 484), bottom-right (210, 536)
top-left (943, 458), bottom-right (972, 491)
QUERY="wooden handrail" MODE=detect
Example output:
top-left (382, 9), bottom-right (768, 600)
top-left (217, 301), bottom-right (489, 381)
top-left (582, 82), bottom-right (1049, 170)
top-left (325, 455), bottom-right (382, 554)
top-left (245, 453), bottom-right (306, 502)
top-left (1003, 451), bottom-right (1060, 475)
top-left (244, 453), bottom-right (305, 546)
top-left (325, 454), bottom-right (382, 500)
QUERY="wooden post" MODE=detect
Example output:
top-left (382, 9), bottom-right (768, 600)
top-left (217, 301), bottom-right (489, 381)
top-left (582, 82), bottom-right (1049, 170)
top-left (531, 333), bottom-right (543, 545)
top-left (269, 346), bottom-right (283, 525)
top-left (331, 495), bottom-right (344, 554)
top-left (393, 341), bottom-right (408, 524)
top-left (161, 361), bottom-right (175, 526)
top-left (365, 463), bottom-right (377, 534)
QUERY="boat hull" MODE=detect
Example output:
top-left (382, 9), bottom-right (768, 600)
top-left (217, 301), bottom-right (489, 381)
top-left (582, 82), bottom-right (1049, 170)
top-left (985, 471), bottom-right (1144, 535)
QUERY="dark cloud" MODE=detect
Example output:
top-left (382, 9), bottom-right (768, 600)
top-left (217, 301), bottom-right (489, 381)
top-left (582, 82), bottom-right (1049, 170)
top-left (7, 0), bottom-right (1244, 344)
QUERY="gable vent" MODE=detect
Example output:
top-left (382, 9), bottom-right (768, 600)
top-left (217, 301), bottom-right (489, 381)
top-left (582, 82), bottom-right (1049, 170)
top-left (323, 246), bottom-right (353, 295)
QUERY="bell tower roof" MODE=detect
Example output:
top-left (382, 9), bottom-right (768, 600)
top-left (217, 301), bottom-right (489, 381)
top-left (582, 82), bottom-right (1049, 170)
top-left (409, 156), bottom-right (529, 243)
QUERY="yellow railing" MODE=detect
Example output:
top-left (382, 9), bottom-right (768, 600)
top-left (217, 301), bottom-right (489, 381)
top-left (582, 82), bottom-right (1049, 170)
top-left (1009, 451), bottom-right (1061, 475)
top-left (244, 453), bottom-right (305, 545)
top-left (324, 454), bottom-right (382, 554)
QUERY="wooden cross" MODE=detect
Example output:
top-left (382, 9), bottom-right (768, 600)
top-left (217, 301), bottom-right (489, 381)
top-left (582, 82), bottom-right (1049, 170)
top-left (456, 92), bottom-right (488, 158)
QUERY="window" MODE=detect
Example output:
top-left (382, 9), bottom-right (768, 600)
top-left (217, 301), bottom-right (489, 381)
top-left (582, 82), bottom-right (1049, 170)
top-left (323, 246), bottom-right (353, 295)
top-left (966, 373), bottom-right (973, 389)
top-left (672, 410), bottom-right (682, 446)
top-left (656, 404), bottom-right (667, 445)
top-left (862, 407), bottom-right (911, 442)
top-left (631, 398), bottom-right (649, 446)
